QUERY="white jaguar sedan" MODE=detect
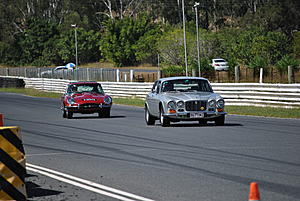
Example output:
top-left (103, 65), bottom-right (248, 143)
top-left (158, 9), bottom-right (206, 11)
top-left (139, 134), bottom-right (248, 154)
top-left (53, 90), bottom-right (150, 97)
top-left (144, 77), bottom-right (227, 127)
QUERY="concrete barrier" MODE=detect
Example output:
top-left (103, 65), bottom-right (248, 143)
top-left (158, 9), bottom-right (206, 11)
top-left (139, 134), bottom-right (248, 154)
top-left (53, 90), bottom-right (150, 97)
top-left (0, 77), bottom-right (25, 88)
top-left (0, 126), bottom-right (27, 200)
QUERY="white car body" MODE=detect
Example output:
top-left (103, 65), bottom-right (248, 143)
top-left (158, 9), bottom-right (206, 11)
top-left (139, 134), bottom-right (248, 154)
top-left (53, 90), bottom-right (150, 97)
top-left (211, 58), bottom-right (229, 71)
top-left (144, 77), bottom-right (226, 127)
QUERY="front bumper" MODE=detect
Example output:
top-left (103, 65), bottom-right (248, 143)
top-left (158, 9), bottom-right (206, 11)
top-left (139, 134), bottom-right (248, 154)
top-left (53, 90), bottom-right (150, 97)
top-left (64, 104), bottom-right (111, 113)
top-left (164, 111), bottom-right (226, 120)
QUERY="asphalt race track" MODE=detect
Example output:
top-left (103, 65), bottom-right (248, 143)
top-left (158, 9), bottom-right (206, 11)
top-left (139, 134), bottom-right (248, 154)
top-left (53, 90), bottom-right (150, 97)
top-left (0, 92), bottom-right (300, 201)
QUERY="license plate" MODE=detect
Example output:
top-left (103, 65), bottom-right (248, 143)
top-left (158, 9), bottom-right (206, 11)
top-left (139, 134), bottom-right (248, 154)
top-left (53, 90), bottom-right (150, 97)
top-left (190, 112), bottom-right (204, 118)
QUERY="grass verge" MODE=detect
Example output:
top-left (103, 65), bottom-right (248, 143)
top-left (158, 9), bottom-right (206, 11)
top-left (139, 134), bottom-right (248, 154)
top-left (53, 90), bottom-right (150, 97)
top-left (226, 106), bottom-right (300, 119)
top-left (0, 88), bottom-right (61, 99)
top-left (1, 88), bottom-right (299, 119)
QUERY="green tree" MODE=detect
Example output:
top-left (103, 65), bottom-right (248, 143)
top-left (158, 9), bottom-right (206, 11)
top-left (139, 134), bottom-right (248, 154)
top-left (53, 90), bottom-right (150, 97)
top-left (292, 32), bottom-right (300, 59)
top-left (100, 14), bottom-right (160, 66)
top-left (233, 27), bottom-right (290, 67)
top-left (158, 28), bottom-right (196, 67)
top-left (56, 28), bottom-right (101, 65)
top-left (17, 18), bottom-right (59, 66)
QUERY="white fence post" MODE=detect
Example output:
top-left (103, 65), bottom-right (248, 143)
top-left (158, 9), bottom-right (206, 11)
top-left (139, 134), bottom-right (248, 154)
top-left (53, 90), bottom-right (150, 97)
top-left (116, 69), bottom-right (120, 82)
top-left (288, 66), bottom-right (295, 84)
top-left (235, 66), bottom-right (240, 83)
top-left (259, 68), bottom-right (263, 84)
top-left (130, 70), bottom-right (134, 82)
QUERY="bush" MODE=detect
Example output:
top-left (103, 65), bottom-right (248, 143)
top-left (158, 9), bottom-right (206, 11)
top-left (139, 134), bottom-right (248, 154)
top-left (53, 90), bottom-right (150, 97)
top-left (162, 65), bottom-right (185, 77)
top-left (276, 55), bottom-right (299, 73)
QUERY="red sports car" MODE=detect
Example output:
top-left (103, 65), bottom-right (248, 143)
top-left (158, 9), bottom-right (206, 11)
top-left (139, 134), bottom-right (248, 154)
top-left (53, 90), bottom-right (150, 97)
top-left (61, 81), bottom-right (112, 119)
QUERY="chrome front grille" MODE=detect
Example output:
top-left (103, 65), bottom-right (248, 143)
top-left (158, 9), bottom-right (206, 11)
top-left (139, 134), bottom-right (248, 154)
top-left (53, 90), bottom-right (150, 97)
top-left (79, 103), bottom-right (101, 108)
top-left (185, 101), bottom-right (207, 111)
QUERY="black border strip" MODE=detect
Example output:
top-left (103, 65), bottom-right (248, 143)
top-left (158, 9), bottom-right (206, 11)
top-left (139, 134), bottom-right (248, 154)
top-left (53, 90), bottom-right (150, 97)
top-left (0, 148), bottom-right (26, 181)
top-left (0, 129), bottom-right (25, 154)
top-left (0, 175), bottom-right (26, 200)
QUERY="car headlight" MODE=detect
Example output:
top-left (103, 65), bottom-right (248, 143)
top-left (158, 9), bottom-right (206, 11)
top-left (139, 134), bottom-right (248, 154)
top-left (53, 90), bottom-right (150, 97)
top-left (177, 101), bottom-right (184, 108)
top-left (67, 97), bottom-right (75, 104)
top-left (217, 99), bottom-right (225, 108)
top-left (167, 101), bottom-right (176, 110)
top-left (104, 96), bottom-right (112, 104)
top-left (208, 100), bottom-right (216, 107)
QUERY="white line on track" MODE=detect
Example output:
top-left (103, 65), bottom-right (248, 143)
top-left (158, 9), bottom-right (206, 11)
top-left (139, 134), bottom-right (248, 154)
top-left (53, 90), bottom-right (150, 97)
top-left (26, 163), bottom-right (155, 201)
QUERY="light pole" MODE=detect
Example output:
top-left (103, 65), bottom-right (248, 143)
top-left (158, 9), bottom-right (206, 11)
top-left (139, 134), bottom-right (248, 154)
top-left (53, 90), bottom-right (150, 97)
top-left (194, 2), bottom-right (201, 77)
top-left (71, 24), bottom-right (78, 67)
top-left (182, 0), bottom-right (188, 76)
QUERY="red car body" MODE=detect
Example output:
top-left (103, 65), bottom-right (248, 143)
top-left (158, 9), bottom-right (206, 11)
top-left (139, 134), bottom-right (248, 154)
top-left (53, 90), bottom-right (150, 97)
top-left (61, 81), bottom-right (112, 119)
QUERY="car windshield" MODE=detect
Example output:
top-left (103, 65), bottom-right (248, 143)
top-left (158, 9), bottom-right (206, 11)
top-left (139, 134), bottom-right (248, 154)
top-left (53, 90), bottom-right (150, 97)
top-left (67, 84), bottom-right (104, 94)
top-left (161, 79), bottom-right (213, 93)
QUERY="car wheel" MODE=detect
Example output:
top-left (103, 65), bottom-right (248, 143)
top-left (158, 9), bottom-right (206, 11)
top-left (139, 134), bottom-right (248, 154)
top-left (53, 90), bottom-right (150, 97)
top-left (215, 115), bottom-right (225, 126)
top-left (198, 119), bottom-right (207, 125)
top-left (99, 108), bottom-right (110, 118)
top-left (62, 109), bottom-right (67, 118)
top-left (160, 107), bottom-right (170, 127)
top-left (145, 106), bottom-right (155, 125)
top-left (104, 108), bottom-right (111, 118)
top-left (66, 110), bottom-right (73, 119)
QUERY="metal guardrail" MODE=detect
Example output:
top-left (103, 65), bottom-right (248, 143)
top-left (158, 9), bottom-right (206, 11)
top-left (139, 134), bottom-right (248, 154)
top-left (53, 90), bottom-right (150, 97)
top-left (211, 83), bottom-right (300, 108)
top-left (2, 77), bottom-right (300, 108)
top-left (0, 67), bottom-right (158, 82)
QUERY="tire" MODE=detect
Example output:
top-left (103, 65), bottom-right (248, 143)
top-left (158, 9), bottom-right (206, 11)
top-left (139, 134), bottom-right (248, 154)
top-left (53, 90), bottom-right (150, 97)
top-left (99, 108), bottom-right (110, 118)
top-left (145, 106), bottom-right (155, 125)
top-left (160, 107), bottom-right (170, 127)
top-left (104, 108), bottom-right (110, 118)
top-left (62, 109), bottom-right (67, 118)
top-left (215, 115), bottom-right (225, 126)
top-left (198, 119), bottom-right (207, 125)
top-left (66, 110), bottom-right (73, 119)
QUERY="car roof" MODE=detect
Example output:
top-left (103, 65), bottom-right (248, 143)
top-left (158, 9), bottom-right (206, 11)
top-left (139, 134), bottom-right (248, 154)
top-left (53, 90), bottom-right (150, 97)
top-left (157, 76), bottom-right (209, 82)
top-left (68, 81), bottom-right (99, 85)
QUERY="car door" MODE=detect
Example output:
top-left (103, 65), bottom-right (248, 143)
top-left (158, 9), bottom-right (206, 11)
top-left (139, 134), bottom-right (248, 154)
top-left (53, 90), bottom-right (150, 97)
top-left (146, 81), bottom-right (161, 117)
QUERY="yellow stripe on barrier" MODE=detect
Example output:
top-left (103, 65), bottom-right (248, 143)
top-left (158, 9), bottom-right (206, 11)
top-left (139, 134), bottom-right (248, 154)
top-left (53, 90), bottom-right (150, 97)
top-left (0, 191), bottom-right (14, 200)
top-left (0, 126), bottom-right (27, 201)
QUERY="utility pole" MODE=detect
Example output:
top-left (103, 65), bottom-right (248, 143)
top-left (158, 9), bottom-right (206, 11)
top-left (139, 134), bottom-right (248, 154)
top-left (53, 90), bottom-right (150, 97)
top-left (182, 0), bottom-right (188, 76)
top-left (194, 2), bottom-right (201, 77)
top-left (157, 54), bottom-right (161, 79)
top-left (71, 24), bottom-right (78, 67)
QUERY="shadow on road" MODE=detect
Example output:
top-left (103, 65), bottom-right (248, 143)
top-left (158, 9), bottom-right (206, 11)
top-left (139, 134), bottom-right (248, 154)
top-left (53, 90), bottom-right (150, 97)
top-left (26, 174), bottom-right (62, 199)
top-left (70, 115), bottom-right (126, 119)
top-left (169, 122), bottom-right (243, 127)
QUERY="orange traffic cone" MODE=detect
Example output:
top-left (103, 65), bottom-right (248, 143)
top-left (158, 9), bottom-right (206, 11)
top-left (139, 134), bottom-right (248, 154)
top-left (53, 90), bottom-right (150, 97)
top-left (249, 182), bottom-right (260, 201)
top-left (0, 113), bottom-right (3, 127)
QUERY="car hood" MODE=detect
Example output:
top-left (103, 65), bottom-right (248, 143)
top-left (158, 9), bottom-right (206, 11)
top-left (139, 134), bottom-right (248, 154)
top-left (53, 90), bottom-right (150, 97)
top-left (71, 92), bottom-right (105, 102)
top-left (162, 91), bottom-right (220, 101)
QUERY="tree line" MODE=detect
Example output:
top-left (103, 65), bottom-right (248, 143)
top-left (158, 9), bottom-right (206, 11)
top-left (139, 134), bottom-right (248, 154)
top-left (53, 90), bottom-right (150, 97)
top-left (0, 0), bottom-right (299, 75)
